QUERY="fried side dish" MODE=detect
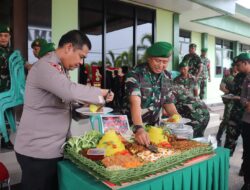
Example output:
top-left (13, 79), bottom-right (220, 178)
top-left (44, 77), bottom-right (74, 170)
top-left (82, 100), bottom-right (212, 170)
top-left (125, 143), bottom-right (146, 154)
top-left (171, 140), bottom-right (208, 151)
top-left (102, 154), bottom-right (144, 169)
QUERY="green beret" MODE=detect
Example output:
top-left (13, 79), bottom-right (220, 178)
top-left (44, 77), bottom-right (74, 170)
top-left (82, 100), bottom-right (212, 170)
top-left (31, 38), bottom-right (48, 48)
top-left (38, 42), bottom-right (55, 58)
top-left (189, 43), bottom-right (197, 48)
top-left (146, 42), bottom-right (173, 58)
top-left (179, 61), bottom-right (189, 68)
top-left (234, 53), bottom-right (250, 63)
top-left (0, 24), bottom-right (10, 33)
top-left (201, 48), bottom-right (208, 52)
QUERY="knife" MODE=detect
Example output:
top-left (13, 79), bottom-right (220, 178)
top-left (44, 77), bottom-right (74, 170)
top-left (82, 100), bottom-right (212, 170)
top-left (96, 89), bottom-right (111, 112)
top-left (146, 144), bottom-right (159, 153)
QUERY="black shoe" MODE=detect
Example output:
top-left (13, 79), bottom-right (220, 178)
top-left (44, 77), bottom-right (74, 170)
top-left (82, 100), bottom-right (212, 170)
top-left (239, 167), bottom-right (244, 176)
top-left (1, 140), bottom-right (14, 150)
top-left (241, 184), bottom-right (250, 190)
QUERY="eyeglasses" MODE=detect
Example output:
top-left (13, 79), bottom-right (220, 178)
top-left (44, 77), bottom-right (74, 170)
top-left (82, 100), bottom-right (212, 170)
top-left (151, 58), bottom-right (169, 64)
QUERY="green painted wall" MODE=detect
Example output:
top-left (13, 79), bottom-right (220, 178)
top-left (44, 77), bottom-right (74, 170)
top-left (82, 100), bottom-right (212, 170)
top-left (206, 35), bottom-right (224, 103)
top-left (52, 0), bottom-right (78, 82)
top-left (156, 9), bottom-right (173, 70)
top-left (191, 31), bottom-right (201, 53)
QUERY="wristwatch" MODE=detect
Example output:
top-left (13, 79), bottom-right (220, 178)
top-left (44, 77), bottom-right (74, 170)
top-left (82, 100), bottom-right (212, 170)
top-left (133, 125), bottom-right (143, 134)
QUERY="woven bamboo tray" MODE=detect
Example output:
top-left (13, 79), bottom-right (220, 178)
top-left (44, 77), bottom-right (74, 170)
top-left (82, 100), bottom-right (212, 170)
top-left (64, 145), bottom-right (213, 185)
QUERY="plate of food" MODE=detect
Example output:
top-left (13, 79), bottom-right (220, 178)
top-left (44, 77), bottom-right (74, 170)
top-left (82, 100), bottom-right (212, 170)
top-left (221, 94), bottom-right (240, 100)
top-left (161, 114), bottom-right (191, 124)
top-left (76, 104), bottom-right (113, 116)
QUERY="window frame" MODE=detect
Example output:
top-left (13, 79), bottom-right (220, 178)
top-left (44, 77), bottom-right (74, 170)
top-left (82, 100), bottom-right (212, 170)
top-left (215, 38), bottom-right (233, 78)
top-left (179, 29), bottom-right (191, 61)
top-left (78, 0), bottom-right (155, 87)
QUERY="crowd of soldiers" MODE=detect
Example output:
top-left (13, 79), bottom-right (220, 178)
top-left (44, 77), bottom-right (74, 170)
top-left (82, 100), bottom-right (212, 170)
top-left (1, 22), bottom-right (250, 189)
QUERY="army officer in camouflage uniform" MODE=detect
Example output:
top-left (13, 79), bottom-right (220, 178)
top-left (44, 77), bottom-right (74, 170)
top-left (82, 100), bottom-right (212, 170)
top-left (0, 24), bottom-right (14, 149)
top-left (182, 43), bottom-right (203, 81)
top-left (0, 24), bottom-right (12, 92)
top-left (14, 30), bottom-right (114, 190)
top-left (238, 53), bottom-right (250, 190)
top-left (224, 59), bottom-right (246, 156)
top-left (199, 48), bottom-right (211, 99)
top-left (123, 42), bottom-right (179, 146)
top-left (216, 64), bottom-right (238, 145)
top-left (173, 61), bottom-right (210, 138)
top-left (25, 38), bottom-right (55, 71)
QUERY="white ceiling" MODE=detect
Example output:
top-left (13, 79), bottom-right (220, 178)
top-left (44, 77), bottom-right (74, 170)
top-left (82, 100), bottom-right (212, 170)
top-left (125, 0), bottom-right (250, 44)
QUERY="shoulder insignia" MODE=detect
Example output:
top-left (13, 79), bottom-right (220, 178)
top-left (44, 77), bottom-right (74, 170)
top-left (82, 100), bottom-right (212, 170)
top-left (49, 62), bottom-right (63, 73)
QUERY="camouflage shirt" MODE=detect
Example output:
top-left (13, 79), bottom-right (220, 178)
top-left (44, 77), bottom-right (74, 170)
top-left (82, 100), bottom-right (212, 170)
top-left (200, 56), bottom-right (210, 79)
top-left (0, 46), bottom-right (13, 92)
top-left (227, 72), bottom-right (246, 122)
top-left (221, 74), bottom-right (234, 88)
top-left (173, 74), bottom-right (198, 99)
top-left (123, 63), bottom-right (175, 125)
top-left (227, 73), bottom-right (246, 96)
top-left (241, 73), bottom-right (250, 123)
top-left (182, 53), bottom-right (202, 76)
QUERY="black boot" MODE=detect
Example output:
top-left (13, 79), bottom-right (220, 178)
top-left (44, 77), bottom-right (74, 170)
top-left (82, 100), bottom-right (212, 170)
top-left (239, 167), bottom-right (245, 177)
top-left (241, 184), bottom-right (250, 190)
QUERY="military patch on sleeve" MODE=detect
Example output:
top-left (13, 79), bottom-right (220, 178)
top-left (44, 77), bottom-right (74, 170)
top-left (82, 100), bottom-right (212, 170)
top-left (49, 62), bottom-right (63, 73)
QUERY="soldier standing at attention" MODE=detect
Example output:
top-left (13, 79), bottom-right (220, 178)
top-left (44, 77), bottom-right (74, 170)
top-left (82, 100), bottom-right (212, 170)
top-left (216, 64), bottom-right (238, 146)
top-left (123, 42), bottom-right (179, 146)
top-left (199, 48), bottom-right (211, 99)
top-left (173, 61), bottom-right (210, 138)
top-left (0, 24), bottom-right (14, 149)
top-left (14, 30), bottom-right (114, 190)
top-left (237, 53), bottom-right (250, 190)
top-left (182, 43), bottom-right (203, 83)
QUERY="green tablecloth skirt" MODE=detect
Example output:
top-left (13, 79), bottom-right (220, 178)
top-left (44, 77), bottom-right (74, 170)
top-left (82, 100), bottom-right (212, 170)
top-left (58, 147), bottom-right (230, 190)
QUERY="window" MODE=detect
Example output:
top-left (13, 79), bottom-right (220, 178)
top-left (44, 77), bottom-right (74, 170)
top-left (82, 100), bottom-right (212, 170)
top-left (179, 30), bottom-right (191, 61)
top-left (240, 44), bottom-right (250, 53)
top-left (215, 38), bottom-right (233, 76)
top-left (79, 0), bottom-right (155, 87)
top-left (106, 1), bottom-right (134, 68)
top-left (28, 0), bottom-right (52, 63)
top-left (137, 8), bottom-right (154, 65)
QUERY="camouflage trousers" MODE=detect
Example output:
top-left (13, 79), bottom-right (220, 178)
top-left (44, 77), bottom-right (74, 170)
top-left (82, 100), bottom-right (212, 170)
top-left (216, 99), bottom-right (233, 142)
top-left (199, 78), bottom-right (207, 100)
top-left (224, 103), bottom-right (244, 156)
top-left (176, 100), bottom-right (210, 138)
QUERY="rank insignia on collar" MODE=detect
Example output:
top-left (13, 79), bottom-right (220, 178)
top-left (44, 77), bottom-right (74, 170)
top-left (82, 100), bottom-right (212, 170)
top-left (49, 62), bottom-right (63, 73)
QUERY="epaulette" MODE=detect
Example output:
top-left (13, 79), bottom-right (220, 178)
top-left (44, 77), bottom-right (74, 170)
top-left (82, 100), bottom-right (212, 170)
top-left (49, 62), bottom-right (63, 73)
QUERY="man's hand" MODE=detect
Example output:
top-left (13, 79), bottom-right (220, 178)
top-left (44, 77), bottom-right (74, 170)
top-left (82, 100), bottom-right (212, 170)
top-left (134, 128), bottom-right (150, 147)
top-left (105, 91), bottom-right (114, 103)
top-left (101, 89), bottom-right (114, 102)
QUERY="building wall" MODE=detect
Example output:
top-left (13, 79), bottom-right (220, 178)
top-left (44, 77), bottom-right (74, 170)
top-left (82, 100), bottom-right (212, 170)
top-left (52, 0), bottom-right (78, 82)
top-left (206, 35), bottom-right (223, 104)
top-left (191, 31), bottom-right (201, 53)
top-left (156, 8), bottom-right (173, 70)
